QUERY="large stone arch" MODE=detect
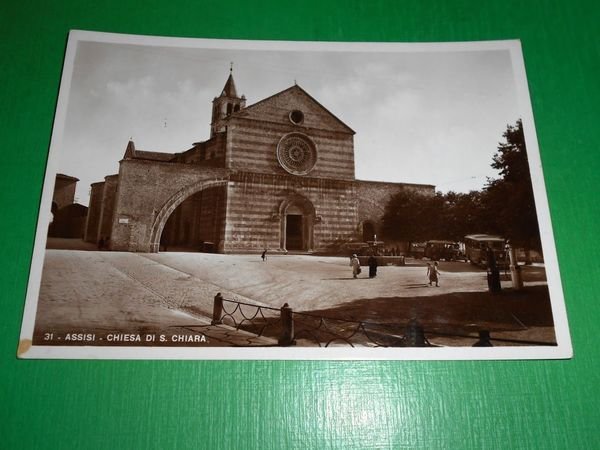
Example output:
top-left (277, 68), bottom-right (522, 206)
top-left (277, 192), bottom-right (317, 252)
top-left (148, 178), bottom-right (229, 252)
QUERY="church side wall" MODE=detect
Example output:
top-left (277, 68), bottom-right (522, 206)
top-left (110, 159), bottom-right (229, 252)
top-left (355, 180), bottom-right (435, 242)
top-left (176, 133), bottom-right (227, 166)
top-left (223, 172), bottom-right (358, 253)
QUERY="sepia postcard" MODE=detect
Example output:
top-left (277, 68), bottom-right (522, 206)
top-left (18, 31), bottom-right (572, 359)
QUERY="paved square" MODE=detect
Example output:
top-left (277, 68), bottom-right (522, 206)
top-left (33, 249), bottom-right (555, 346)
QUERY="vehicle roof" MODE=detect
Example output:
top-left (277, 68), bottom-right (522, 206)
top-left (464, 234), bottom-right (505, 241)
top-left (426, 240), bottom-right (457, 244)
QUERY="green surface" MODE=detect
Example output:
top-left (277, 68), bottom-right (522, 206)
top-left (1, 1), bottom-right (598, 448)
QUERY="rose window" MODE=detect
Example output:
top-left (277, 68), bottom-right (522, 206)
top-left (276, 133), bottom-right (317, 175)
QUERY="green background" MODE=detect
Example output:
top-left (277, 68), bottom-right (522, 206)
top-left (1, 1), bottom-right (598, 448)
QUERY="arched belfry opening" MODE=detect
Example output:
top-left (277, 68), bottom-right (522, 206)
top-left (156, 183), bottom-right (227, 253)
top-left (278, 194), bottom-right (316, 252)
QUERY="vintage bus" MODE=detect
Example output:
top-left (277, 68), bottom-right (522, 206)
top-left (464, 234), bottom-right (508, 268)
top-left (423, 240), bottom-right (463, 261)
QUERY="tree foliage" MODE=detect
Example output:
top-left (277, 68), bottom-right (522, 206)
top-left (381, 190), bottom-right (432, 245)
top-left (484, 119), bottom-right (541, 249)
top-left (381, 119), bottom-right (541, 250)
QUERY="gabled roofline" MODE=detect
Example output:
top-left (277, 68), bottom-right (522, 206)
top-left (235, 84), bottom-right (355, 134)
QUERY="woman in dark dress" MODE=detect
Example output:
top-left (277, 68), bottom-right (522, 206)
top-left (368, 255), bottom-right (378, 278)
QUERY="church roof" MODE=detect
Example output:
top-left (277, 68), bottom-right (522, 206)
top-left (123, 140), bottom-right (175, 162)
top-left (134, 150), bottom-right (175, 162)
top-left (220, 72), bottom-right (238, 98)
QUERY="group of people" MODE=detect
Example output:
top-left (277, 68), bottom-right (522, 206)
top-left (349, 254), bottom-right (379, 279)
top-left (350, 253), bottom-right (441, 286)
top-left (261, 248), bottom-right (441, 285)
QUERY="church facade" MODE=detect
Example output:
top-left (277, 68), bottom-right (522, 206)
top-left (83, 72), bottom-right (434, 253)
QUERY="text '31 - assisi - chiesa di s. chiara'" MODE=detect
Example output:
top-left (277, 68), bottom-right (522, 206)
top-left (82, 69), bottom-right (434, 253)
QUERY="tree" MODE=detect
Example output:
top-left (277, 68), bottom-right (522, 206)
top-left (382, 189), bottom-right (488, 245)
top-left (437, 190), bottom-right (488, 241)
top-left (484, 119), bottom-right (541, 250)
top-left (381, 190), bottom-right (433, 246)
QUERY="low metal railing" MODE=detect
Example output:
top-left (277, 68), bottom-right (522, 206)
top-left (210, 293), bottom-right (557, 348)
top-left (210, 293), bottom-right (433, 347)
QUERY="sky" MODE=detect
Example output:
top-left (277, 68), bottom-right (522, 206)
top-left (56, 39), bottom-right (522, 205)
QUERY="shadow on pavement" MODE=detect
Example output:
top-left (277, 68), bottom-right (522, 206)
top-left (300, 285), bottom-right (555, 335)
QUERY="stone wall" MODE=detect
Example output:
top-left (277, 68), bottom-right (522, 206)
top-left (98, 175), bottom-right (119, 246)
top-left (224, 172), bottom-right (358, 253)
top-left (110, 159), bottom-right (230, 252)
top-left (355, 180), bottom-right (435, 239)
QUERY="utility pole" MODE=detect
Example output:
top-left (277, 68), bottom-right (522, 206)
top-left (508, 242), bottom-right (523, 290)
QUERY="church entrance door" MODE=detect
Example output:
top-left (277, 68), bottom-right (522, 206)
top-left (285, 214), bottom-right (304, 250)
top-left (279, 198), bottom-right (314, 252)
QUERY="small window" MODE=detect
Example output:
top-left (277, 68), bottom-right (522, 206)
top-left (289, 109), bottom-right (304, 125)
top-left (226, 103), bottom-right (233, 115)
top-left (234, 104), bottom-right (240, 112)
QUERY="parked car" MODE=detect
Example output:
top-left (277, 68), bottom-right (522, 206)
top-left (409, 242), bottom-right (426, 259)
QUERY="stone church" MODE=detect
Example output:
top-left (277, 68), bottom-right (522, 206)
top-left (83, 71), bottom-right (434, 253)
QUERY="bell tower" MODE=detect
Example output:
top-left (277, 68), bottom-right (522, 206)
top-left (211, 65), bottom-right (246, 137)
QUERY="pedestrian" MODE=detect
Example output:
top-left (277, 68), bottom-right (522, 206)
top-left (261, 249), bottom-right (267, 261)
top-left (368, 254), bottom-right (378, 278)
top-left (486, 246), bottom-right (501, 292)
top-left (97, 236), bottom-right (104, 250)
top-left (350, 254), bottom-right (361, 278)
top-left (427, 261), bottom-right (440, 286)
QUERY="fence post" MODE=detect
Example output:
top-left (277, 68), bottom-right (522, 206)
top-left (278, 303), bottom-right (295, 346)
top-left (211, 293), bottom-right (223, 325)
top-left (472, 330), bottom-right (493, 347)
top-left (404, 320), bottom-right (426, 347)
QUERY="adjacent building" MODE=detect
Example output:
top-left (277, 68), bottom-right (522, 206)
top-left (49, 174), bottom-right (88, 238)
